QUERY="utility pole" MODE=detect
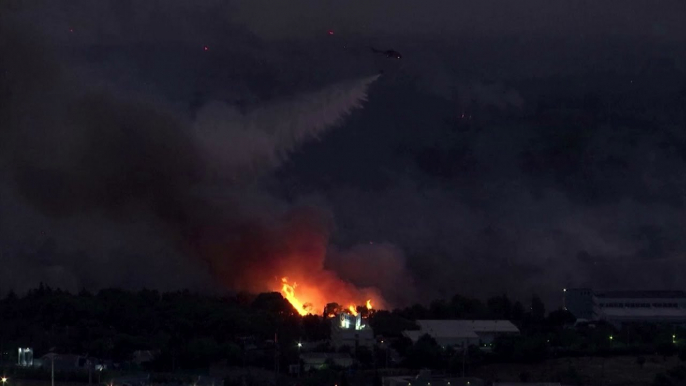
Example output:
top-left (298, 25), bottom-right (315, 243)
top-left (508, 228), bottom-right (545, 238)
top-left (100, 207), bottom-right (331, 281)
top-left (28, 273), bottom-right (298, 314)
top-left (297, 341), bottom-right (302, 378)
top-left (461, 345), bottom-right (466, 378)
top-left (274, 333), bottom-right (279, 386)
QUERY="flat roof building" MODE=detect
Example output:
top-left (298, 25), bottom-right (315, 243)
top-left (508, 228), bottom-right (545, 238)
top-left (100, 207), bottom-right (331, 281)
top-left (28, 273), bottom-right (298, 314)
top-left (403, 320), bottom-right (519, 349)
top-left (565, 288), bottom-right (686, 325)
top-left (383, 370), bottom-right (483, 386)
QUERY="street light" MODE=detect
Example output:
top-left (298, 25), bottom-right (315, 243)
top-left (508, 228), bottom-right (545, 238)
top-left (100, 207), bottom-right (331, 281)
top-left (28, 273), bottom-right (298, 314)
top-left (297, 341), bottom-right (302, 378)
top-left (2, 377), bottom-right (8, 383)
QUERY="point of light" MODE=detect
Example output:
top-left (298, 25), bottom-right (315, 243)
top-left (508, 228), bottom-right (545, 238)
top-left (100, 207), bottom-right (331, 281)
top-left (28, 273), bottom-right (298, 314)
top-left (69, 28), bottom-right (74, 33)
top-left (203, 46), bottom-right (209, 51)
top-left (2, 377), bottom-right (7, 383)
top-left (328, 30), bottom-right (334, 35)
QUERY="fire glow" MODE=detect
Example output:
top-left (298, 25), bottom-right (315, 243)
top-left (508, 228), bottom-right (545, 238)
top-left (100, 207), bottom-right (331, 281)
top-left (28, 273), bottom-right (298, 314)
top-left (280, 277), bottom-right (373, 316)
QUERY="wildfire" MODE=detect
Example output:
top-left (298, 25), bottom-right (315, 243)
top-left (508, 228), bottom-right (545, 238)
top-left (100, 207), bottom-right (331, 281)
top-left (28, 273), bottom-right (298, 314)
top-left (281, 277), bottom-right (309, 316)
top-left (279, 277), bottom-right (374, 317)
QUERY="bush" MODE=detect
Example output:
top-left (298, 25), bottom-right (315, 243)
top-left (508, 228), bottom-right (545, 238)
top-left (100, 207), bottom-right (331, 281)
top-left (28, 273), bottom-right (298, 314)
top-left (637, 356), bottom-right (646, 367)
top-left (657, 342), bottom-right (677, 358)
top-left (667, 365), bottom-right (686, 380)
top-left (519, 371), bottom-right (531, 382)
top-left (653, 373), bottom-right (673, 386)
top-left (679, 348), bottom-right (686, 362)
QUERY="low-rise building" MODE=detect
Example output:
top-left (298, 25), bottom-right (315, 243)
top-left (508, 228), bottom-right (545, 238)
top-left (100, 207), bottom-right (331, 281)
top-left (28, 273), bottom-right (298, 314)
top-left (403, 320), bottom-right (519, 349)
top-left (492, 383), bottom-right (561, 386)
top-left (299, 353), bottom-right (353, 371)
top-left (17, 348), bottom-right (33, 367)
top-left (383, 370), bottom-right (483, 386)
top-left (565, 288), bottom-right (686, 325)
top-left (330, 312), bottom-right (375, 349)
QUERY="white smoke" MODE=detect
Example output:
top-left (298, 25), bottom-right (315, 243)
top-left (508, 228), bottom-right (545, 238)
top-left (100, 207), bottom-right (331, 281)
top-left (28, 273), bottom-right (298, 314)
top-left (193, 75), bottom-right (380, 174)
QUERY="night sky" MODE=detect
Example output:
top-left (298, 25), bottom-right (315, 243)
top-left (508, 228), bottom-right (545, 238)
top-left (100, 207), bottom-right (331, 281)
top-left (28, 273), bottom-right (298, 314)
top-left (1, 0), bottom-right (686, 308)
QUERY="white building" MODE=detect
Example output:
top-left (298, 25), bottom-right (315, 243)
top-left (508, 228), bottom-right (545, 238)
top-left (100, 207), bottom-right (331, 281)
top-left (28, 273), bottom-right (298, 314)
top-left (565, 288), bottom-right (686, 325)
top-left (17, 348), bottom-right (33, 367)
top-left (403, 320), bottom-right (519, 348)
top-left (331, 312), bottom-right (375, 349)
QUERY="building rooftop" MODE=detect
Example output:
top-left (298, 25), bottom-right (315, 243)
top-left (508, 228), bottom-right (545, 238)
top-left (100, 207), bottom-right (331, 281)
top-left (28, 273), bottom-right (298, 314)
top-left (595, 290), bottom-right (686, 299)
top-left (300, 352), bottom-right (352, 361)
top-left (417, 320), bottom-right (520, 334)
top-left (600, 307), bottom-right (686, 318)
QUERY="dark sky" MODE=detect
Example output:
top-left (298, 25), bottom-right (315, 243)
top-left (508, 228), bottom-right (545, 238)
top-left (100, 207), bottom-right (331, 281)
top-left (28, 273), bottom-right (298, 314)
top-left (1, 0), bottom-right (686, 308)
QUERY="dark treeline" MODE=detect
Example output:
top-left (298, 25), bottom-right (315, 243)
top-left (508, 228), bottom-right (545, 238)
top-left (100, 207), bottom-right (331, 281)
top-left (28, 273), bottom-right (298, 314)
top-left (0, 284), bottom-right (308, 371)
top-left (1, 285), bottom-right (685, 378)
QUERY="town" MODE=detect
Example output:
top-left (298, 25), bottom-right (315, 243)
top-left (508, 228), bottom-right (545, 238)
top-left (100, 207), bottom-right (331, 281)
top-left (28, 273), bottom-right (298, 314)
top-left (2, 286), bottom-right (686, 386)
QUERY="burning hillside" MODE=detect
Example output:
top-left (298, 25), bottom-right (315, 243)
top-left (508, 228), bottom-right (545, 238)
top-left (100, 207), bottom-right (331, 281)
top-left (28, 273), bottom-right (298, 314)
top-left (280, 277), bottom-right (376, 316)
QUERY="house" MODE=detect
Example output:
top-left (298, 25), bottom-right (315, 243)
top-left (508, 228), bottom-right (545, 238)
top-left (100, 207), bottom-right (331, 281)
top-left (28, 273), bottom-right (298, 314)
top-left (299, 353), bottom-right (353, 371)
top-left (492, 383), bottom-right (561, 386)
top-left (110, 374), bottom-right (150, 386)
top-left (330, 312), bottom-right (375, 349)
top-left (17, 348), bottom-right (33, 367)
top-left (195, 376), bottom-right (223, 386)
top-left (40, 354), bottom-right (88, 371)
top-left (132, 350), bottom-right (157, 365)
top-left (383, 370), bottom-right (483, 386)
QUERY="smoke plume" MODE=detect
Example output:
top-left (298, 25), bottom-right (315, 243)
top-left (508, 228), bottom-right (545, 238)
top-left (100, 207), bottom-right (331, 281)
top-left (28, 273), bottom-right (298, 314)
top-left (0, 4), bottom-right (396, 310)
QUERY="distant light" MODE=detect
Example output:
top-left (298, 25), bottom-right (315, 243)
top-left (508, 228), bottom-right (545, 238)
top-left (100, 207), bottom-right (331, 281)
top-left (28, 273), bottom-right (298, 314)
top-left (203, 46), bottom-right (209, 51)
top-left (69, 28), bottom-right (74, 33)
top-left (609, 335), bottom-right (613, 340)
top-left (297, 342), bottom-right (302, 348)
top-left (328, 30), bottom-right (334, 35)
top-left (2, 378), bottom-right (7, 383)
top-left (563, 288), bottom-right (567, 292)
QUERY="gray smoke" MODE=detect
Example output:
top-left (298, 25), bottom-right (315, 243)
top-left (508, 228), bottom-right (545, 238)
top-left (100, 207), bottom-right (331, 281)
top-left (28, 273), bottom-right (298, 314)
top-left (0, 2), bottom-right (402, 306)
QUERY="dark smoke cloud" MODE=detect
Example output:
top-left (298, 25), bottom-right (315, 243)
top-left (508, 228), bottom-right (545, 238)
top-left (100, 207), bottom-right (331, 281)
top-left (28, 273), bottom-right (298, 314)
top-left (232, 0), bottom-right (686, 42)
top-left (3, 0), bottom-right (686, 310)
top-left (0, 2), bottom-right (407, 309)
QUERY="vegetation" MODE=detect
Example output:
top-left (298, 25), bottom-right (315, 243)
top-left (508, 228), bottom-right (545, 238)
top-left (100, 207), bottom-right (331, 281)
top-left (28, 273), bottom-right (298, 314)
top-left (1, 284), bottom-right (685, 383)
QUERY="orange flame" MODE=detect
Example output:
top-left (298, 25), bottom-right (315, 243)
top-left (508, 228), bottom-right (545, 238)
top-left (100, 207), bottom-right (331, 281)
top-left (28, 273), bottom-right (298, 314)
top-left (281, 278), bottom-right (309, 316)
top-left (278, 277), bottom-right (374, 317)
